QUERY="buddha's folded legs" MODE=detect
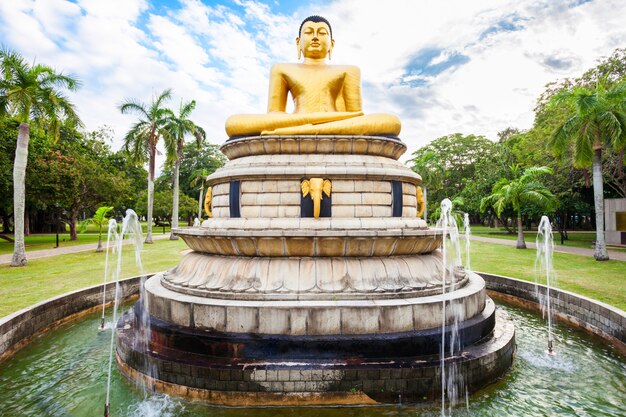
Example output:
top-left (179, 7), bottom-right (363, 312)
top-left (260, 114), bottom-right (401, 136)
top-left (225, 112), bottom-right (363, 137)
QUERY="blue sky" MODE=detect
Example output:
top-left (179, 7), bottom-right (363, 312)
top-left (1, 0), bottom-right (625, 166)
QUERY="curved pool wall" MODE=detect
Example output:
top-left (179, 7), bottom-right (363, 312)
top-left (0, 276), bottom-right (144, 361)
top-left (1, 272), bottom-right (624, 380)
top-left (481, 273), bottom-right (626, 355)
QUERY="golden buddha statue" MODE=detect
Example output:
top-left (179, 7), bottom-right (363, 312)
top-left (225, 15), bottom-right (401, 137)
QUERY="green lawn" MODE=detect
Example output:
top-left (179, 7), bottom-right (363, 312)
top-left (471, 225), bottom-right (626, 252)
top-left (0, 238), bottom-right (624, 319)
top-left (471, 240), bottom-right (626, 310)
top-left (0, 238), bottom-right (188, 317)
top-left (0, 222), bottom-right (173, 255)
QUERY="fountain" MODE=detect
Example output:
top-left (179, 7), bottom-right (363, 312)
top-left (536, 215), bottom-right (557, 355)
top-left (115, 16), bottom-right (515, 405)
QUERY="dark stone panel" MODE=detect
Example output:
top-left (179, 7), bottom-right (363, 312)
top-left (229, 180), bottom-right (241, 218)
top-left (391, 180), bottom-right (403, 217)
top-left (134, 302), bottom-right (495, 361)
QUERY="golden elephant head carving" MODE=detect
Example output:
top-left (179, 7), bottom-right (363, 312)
top-left (301, 178), bottom-right (331, 218)
top-left (416, 186), bottom-right (425, 218)
top-left (204, 186), bottom-right (213, 218)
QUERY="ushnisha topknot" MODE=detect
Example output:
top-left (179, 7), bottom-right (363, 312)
top-left (298, 15), bottom-right (333, 39)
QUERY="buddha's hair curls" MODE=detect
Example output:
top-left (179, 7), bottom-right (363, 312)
top-left (299, 15), bottom-right (332, 39)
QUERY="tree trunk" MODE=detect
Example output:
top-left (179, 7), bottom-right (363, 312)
top-left (170, 158), bottom-right (180, 240)
top-left (11, 123), bottom-right (29, 267)
top-left (145, 145), bottom-right (156, 244)
top-left (96, 234), bottom-right (103, 252)
top-left (69, 210), bottom-right (78, 240)
top-left (516, 214), bottom-right (526, 249)
top-left (197, 187), bottom-right (204, 221)
top-left (592, 149), bottom-right (609, 260)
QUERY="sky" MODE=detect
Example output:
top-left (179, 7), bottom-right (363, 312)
top-left (1, 0), bottom-right (626, 168)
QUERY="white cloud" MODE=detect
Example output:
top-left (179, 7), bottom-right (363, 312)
top-left (1, 0), bottom-right (625, 167)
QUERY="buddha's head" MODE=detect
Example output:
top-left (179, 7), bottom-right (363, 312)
top-left (296, 15), bottom-right (334, 61)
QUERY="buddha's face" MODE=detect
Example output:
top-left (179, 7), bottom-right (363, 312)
top-left (297, 21), bottom-right (334, 59)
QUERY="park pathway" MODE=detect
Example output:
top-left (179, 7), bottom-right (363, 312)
top-left (0, 233), bottom-right (171, 265)
top-left (470, 235), bottom-right (626, 261)
top-left (2, 233), bottom-right (624, 264)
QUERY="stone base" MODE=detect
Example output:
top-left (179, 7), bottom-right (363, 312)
top-left (146, 273), bottom-right (487, 335)
top-left (116, 307), bottom-right (515, 405)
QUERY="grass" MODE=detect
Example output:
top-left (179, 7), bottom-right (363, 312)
top-left (0, 238), bottom-right (188, 318)
top-left (0, 238), bottom-right (624, 319)
top-left (471, 225), bottom-right (626, 252)
top-left (0, 222), bottom-right (174, 255)
top-left (471, 240), bottom-right (626, 310)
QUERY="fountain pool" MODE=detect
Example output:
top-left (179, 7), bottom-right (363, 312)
top-left (0, 300), bottom-right (623, 417)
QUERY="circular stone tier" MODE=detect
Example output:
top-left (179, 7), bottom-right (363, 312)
top-left (162, 252), bottom-right (467, 300)
top-left (206, 153), bottom-right (421, 184)
top-left (116, 283), bottom-right (514, 405)
top-left (220, 135), bottom-right (407, 160)
top-left (173, 218), bottom-right (439, 257)
top-left (146, 272), bottom-right (485, 335)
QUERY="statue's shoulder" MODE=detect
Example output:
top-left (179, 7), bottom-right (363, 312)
top-left (330, 64), bottom-right (360, 75)
top-left (270, 63), bottom-right (298, 73)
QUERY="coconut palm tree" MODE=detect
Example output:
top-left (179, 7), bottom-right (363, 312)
top-left (80, 206), bottom-right (113, 252)
top-left (119, 89), bottom-right (174, 244)
top-left (163, 99), bottom-right (205, 239)
top-left (548, 81), bottom-right (626, 260)
top-left (480, 165), bottom-right (556, 249)
top-left (0, 48), bottom-right (81, 266)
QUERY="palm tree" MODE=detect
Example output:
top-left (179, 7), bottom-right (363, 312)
top-left (548, 81), bottom-right (626, 260)
top-left (190, 168), bottom-right (211, 220)
top-left (119, 89), bottom-right (173, 244)
top-left (0, 48), bottom-right (81, 266)
top-left (163, 99), bottom-right (205, 239)
top-left (481, 165), bottom-right (556, 249)
top-left (80, 206), bottom-right (113, 252)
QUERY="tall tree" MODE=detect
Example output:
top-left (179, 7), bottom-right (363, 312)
top-left (0, 49), bottom-right (81, 266)
top-left (481, 165), bottom-right (556, 249)
top-left (163, 99), bottom-right (205, 239)
top-left (119, 89), bottom-right (173, 243)
top-left (548, 80), bottom-right (626, 260)
top-left (409, 133), bottom-right (496, 220)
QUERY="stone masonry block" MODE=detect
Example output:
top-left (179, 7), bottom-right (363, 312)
top-left (212, 195), bottom-right (229, 207)
top-left (362, 192), bottom-right (392, 205)
top-left (260, 206), bottom-right (279, 217)
top-left (240, 193), bottom-right (258, 205)
top-left (259, 308), bottom-right (290, 334)
top-left (277, 206), bottom-right (300, 217)
top-left (333, 206), bottom-right (355, 217)
top-left (261, 181), bottom-right (279, 193)
top-left (333, 192), bottom-right (362, 205)
top-left (212, 182), bottom-right (229, 196)
top-left (240, 206), bottom-right (261, 218)
top-left (372, 206), bottom-right (392, 216)
top-left (403, 194), bottom-right (417, 207)
top-left (193, 304), bottom-right (226, 332)
top-left (331, 180), bottom-right (355, 192)
top-left (402, 182), bottom-right (417, 195)
top-left (241, 181), bottom-right (263, 193)
top-left (226, 307), bottom-right (258, 333)
top-left (355, 206), bottom-right (373, 217)
top-left (257, 193), bottom-right (282, 205)
top-left (279, 193), bottom-right (301, 205)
